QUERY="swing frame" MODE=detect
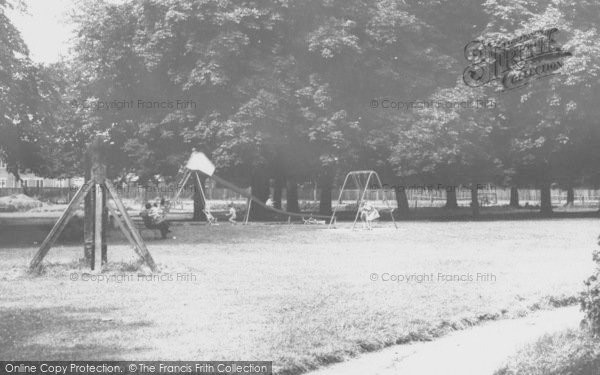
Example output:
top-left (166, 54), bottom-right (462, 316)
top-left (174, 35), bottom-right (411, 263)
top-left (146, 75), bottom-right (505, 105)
top-left (328, 170), bottom-right (398, 230)
top-left (171, 169), bottom-right (212, 221)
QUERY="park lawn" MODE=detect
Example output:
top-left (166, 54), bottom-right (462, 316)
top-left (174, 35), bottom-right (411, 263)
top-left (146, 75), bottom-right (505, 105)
top-left (0, 219), bottom-right (596, 374)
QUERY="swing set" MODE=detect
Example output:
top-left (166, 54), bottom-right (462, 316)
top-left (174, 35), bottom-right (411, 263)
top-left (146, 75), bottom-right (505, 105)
top-left (328, 170), bottom-right (398, 230)
top-left (170, 153), bottom-right (397, 229)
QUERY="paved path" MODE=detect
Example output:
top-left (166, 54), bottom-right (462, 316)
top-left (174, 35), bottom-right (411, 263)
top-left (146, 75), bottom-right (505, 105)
top-left (309, 306), bottom-right (582, 375)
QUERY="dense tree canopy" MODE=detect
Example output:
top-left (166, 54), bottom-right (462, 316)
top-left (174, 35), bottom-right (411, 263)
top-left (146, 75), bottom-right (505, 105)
top-left (0, 0), bottom-right (45, 180)
top-left (3, 0), bottom-right (600, 217)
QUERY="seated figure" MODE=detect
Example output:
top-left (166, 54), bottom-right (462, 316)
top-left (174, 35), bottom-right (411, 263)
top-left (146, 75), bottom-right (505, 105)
top-left (140, 203), bottom-right (171, 238)
top-left (359, 202), bottom-right (380, 230)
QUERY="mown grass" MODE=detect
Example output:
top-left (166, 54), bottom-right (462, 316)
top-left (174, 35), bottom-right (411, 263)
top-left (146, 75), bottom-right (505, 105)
top-left (0, 219), bottom-right (596, 374)
top-left (495, 329), bottom-right (600, 375)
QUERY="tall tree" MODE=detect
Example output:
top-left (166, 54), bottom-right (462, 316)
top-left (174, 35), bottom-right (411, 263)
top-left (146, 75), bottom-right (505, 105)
top-left (0, 0), bottom-right (49, 184)
top-left (483, 0), bottom-right (600, 214)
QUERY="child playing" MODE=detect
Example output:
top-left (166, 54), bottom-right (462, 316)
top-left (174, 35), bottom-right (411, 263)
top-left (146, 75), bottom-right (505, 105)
top-left (150, 203), bottom-right (164, 222)
top-left (204, 209), bottom-right (218, 225)
top-left (227, 203), bottom-right (237, 224)
top-left (141, 202), bottom-right (171, 239)
top-left (360, 202), bottom-right (380, 230)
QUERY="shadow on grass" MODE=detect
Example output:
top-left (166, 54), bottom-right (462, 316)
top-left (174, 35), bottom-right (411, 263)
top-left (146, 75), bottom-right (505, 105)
top-left (0, 306), bottom-right (152, 360)
top-left (2, 207), bottom-right (600, 249)
top-left (0, 224), bottom-right (84, 249)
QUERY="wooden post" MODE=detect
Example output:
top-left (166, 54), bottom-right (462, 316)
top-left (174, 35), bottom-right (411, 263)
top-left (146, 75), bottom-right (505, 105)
top-left (83, 154), bottom-right (94, 264)
top-left (90, 136), bottom-right (108, 271)
top-left (93, 183), bottom-right (103, 271)
top-left (84, 184), bottom-right (95, 266)
top-left (101, 185), bottom-right (108, 264)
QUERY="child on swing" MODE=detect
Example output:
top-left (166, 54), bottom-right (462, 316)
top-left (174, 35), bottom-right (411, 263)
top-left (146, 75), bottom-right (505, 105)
top-left (204, 208), bottom-right (218, 225)
top-left (360, 201), bottom-right (380, 230)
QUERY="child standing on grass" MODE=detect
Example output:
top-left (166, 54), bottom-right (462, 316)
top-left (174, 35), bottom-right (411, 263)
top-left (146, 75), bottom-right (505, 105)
top-left (227, 203), bottom-right (237, 224)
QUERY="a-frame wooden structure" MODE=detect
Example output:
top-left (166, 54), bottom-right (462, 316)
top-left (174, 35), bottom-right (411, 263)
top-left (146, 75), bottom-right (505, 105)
top-left (29, 136), bottom-right (157, 273)
top-left (328, 170), bottom-right (398, 230)
top-left (171, 168), bottom-right (209, 214)
top-left (169, 150), bottom-right (214, 221)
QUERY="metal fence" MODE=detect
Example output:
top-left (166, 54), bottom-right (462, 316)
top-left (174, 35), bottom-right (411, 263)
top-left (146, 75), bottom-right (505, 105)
top-left (2, 186), bottom-right (599, 207)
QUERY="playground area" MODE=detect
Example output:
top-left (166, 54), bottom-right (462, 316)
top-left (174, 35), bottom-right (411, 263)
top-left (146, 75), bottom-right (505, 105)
top-left (5, 185), bottom-right (600, 211)
top-left (0, 218), bottom-right (595, 374)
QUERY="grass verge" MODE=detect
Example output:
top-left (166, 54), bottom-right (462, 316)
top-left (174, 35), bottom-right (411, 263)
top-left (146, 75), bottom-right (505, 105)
top-left (495, 329), bottom-right (600, 375)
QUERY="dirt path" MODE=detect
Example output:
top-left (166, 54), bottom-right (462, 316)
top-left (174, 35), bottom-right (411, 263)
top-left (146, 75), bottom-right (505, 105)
top-left (308, 306), bottom-right (582, 375)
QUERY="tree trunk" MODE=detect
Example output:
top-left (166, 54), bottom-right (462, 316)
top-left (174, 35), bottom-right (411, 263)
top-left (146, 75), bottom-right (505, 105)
top-left (566, 186), bottom-right (575, 206)
top-left (394, 185), bottom-right (410, 216)
top-left (445, 186), bottom-right (458, 209)
top-left (192, 174), bottom-right (207, 221)
top-left (540, 183), bottom-right (553, 215)
top-left (19, 178), bottom-right (31, 196)
top-left (470, 184), bottom-right (480, 217)
top-left (319, 175), bottom-right (333, 215)
top-left (273, 175), bottom-right (284, 210)
top-left (509, 187), bottom-right (519, 208)
top-left (286, 177), bottom-right (300, 213)
top-left (250, 170), bottom-right (271, 220)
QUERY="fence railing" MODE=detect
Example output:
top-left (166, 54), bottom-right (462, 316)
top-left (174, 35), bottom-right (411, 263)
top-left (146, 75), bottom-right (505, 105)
top-left (2, 186), bottom-right (599, 208)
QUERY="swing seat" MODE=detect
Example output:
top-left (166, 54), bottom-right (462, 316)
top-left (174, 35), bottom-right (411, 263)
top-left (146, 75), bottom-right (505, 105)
top-left (303, 217), bottom-right (326, 225)
top-left (366, 210), bottom-right (380, 221)
top-left (204, 210), bottom-right (218, 225)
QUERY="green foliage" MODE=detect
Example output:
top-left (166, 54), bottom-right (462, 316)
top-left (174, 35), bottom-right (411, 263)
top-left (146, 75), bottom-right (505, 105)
top-left (391, 85), bottom-right (503, 188)
top-left (1, 2), bottom-right (85, 181)
top-left (483, 0), bottom-right (600, 191)
top-left (582, 245), bottom-right (600, 336)
top-left (495, 329), bottom-right (600, 375)
top-left (0, 0), bottom-right (44, 178)
top-left (5, 0), bottom-right (600, 206)
top-left (67, 0), bottom-right (446, 186)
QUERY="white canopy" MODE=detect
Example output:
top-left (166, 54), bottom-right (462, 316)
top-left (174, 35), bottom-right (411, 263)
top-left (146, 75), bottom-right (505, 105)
top-left (185, 151), bottom-right (215, 176)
